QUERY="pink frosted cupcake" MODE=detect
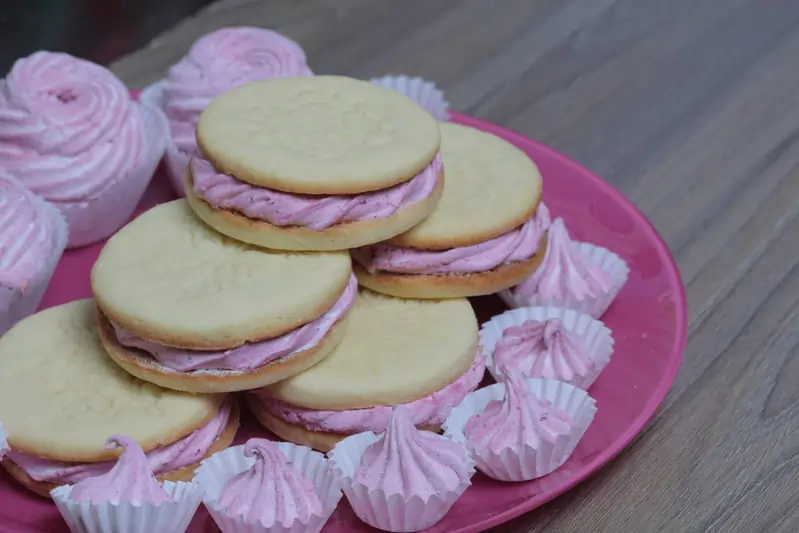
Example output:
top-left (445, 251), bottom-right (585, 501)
top-left (480, 306), bottom-right (614, 390)
top-left (501, 218), bottom-right (629, 318)
top-left (0, 52), bottom-right (166, 248)
top-left (329, 405), bottom-right (475, 532)
top-left (194, 438), bottom-right (342, 533)
top-left (443, 376), bottom-right (596, 482)
top-left (0, 171), bottom-right (67, 336)
top-left (51, 435), bottom-right (203, 533)
top-left (146, 27), bottom-right (312, 195)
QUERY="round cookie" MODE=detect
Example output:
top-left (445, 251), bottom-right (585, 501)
top-left (196, 75), bottom-right (441, 194)
top-left (352, 122), bottom-right (548, 299)
top-left (0, 299), bottom-right (229, 462)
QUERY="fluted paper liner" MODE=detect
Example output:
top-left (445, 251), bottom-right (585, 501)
top-left (370, 75), bottom-right (450, 121)
top-left (59, 101), bottom-right (167, 247)
top-left (0, 197), bottom-right (67, 336)
top-left (194, 442), bottom-right (342, 533)
top-left (443, 378), bottom-right (596, 482)
top-left (501, 242), bottom-right (629, 319)
top-left (0, 422), bottom-right (8, 458)
top-left (328, 431), bottom-right (475, 532)
top-left (51, 480), bottom-right (202, 533)
top-left (480, 306), bottom-right (614, 389)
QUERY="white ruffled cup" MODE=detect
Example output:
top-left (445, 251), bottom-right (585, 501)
top-left (370, 75), bottom-right (450, 121)
top-left (500, 242), bottom-right (630, 319)
top-left (139, 81), bottom-right (189, 197)
top-left (480, 306), bottom-right (614, 389)
top-left (0, 421), bottom-right (8, 458)
top-left (328, 431), bottom-right (474, 532)
top-left (51, 480), bottom-right (203, 533)
top-left (443, 378), bottom-right (597, 482)
top-left (194, 442), bottom-right (342, 533)
top-left (61, 102), bottom-right (168, 247)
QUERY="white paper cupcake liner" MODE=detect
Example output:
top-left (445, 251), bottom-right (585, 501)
top-left (328, 431), bottom-right (474, 532)
top-left (443, 378), bottom-right (596, 482)
top-left (0, 421), bottom-right (8, 458)
top-left (139, 81), bottom-right (190, 197)
top-left (503, 242), bottom-right (629, 319)
top-left (479, 306), bottom-right (614, 389)
top-left (370, 75), bottom-right (450, 121)
top-left (60, 102), bottom-right (168, 247)
top-left (0, 196), bottom-right (67, 336)
top-left (51, 480), bottom-right (203, 533)
top-left (194, 442), bottom-right (342, 533)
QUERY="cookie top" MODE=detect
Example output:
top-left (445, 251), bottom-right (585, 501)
top-left (92, 200), bottom-right (352, 350)
top-left (266, 289), bottom-right (479, 409)
top-left (389, 122), bottom-right (543, 249)
top-left (0, 300), bottom-right (223, 462)
top-left (196, 75), bottom-right (441, 195)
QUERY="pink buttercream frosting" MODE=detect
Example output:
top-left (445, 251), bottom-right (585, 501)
top-left (352, 405), bottom-right (472, 499)
top-left (352, 202), bottom-right (550, 275)
top-left (493, 318), bottom-right (594, 383)
top-left (69, 435), bottom-right (173, 505)
top-left (215, 439), bottom-right (323, 527)
top-left (111, 274), bottom-right (357, 372)
top-left (464, 373), bottom-right (573, 456)
top-left (256, 352), bottom-right (485, 434)
top-left (0, 51), bottom-right (145, 202)
top-left (7, 400), bottom-right (233, 484)
top-left (163, 27), bottom-right (312, 155)
top-left (512, 217), bottom-right (613, 302)
top-left (191, 152), bottom-right (442, 230)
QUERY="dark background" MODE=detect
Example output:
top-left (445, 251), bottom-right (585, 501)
top-left (0, 0), bottom-right (213, 73)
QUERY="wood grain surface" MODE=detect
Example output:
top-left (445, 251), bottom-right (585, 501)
top-left (111, 1), bottom-right (799, 531)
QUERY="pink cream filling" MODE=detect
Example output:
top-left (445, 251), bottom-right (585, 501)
top-left (254, 352), bottom-right (486, 434)
top-left (7, 400), bottom-right (233, 485)
top-left (190, 153), bottom-right (442, 230)
top-left (112, 275), bottom-right (358, 372)
top-left (352, 204), bottom-right (550, 275)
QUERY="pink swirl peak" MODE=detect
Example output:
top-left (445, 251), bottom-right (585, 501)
top-left (464, 374), bottom-right (573, 456)
top-left (163, 27), bottom-right (312, 153)
top-left (494, 318), bottom-right (593, 383)
top-left (0, 52), bottom-right (144, 202)
top-left (353, 405), bottom-right (472, 500)
top-left (514, 218), bottom-right (612, 302)
top-left (69, 435), bottom-right (173, 506)
top-left (216, 439), bottom-right (322, 527)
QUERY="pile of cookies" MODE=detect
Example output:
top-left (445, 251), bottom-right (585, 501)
top-left (0, 26), bottom-right (631, 533)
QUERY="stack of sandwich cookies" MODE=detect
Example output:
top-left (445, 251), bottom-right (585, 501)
top-left (0, 300), bottom-right (239, 498)
top-left (185, 76), bottom-right (444, 251)
top-left (91, 200), bottom-right (355, 394)
top-left (353, 122), bottom-right (548, 299)
top-left (249, 289), bottom-right (484, 452)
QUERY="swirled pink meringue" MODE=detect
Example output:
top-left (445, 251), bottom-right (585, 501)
top-left (256, 352), bottom-right (485, 434)
top-left (353, 405), bottom-right (472, 498)
top-left (163, 27), bottom-right (312, 154)
top-left (464, 373), bottom-right (573, 456)
top-left (215, 439), bottom-right (323, 526)
top-left (111, 275), bottom-right (357, 372)
top-left (513, 217), bottom-right (612, 302)
top-left (352, 203), bottom-right (550, 275)
top-left (0, 171), bottom-right (62, 288)
top-left (0, 52), bottom-right (144, 202)
top-left (191, 153), bottom-right (442, 230)
top-left (7, 400), bottom-right (233, 484)
top-left (69, 435), bottom-right (173, 505)
top-left (494, 318), bottom-right (593, 383)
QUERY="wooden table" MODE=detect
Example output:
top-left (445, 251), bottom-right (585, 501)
top-left (111, 1), bottom-right (799, 531)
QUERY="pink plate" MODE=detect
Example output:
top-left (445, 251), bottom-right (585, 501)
top-left (0, 113), bottom-right (686, 533)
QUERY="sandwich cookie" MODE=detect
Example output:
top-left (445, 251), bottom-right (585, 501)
top-left (352, 122), bottom-right (548, 299)
top-left (0, 300), bottom-right (239, 498)
top-left (248, 289), bottom-right (484, 452)
top-left (185, 75), bottom-right (444, 251)
top-left (92, 200), bottom-right (355, 394)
